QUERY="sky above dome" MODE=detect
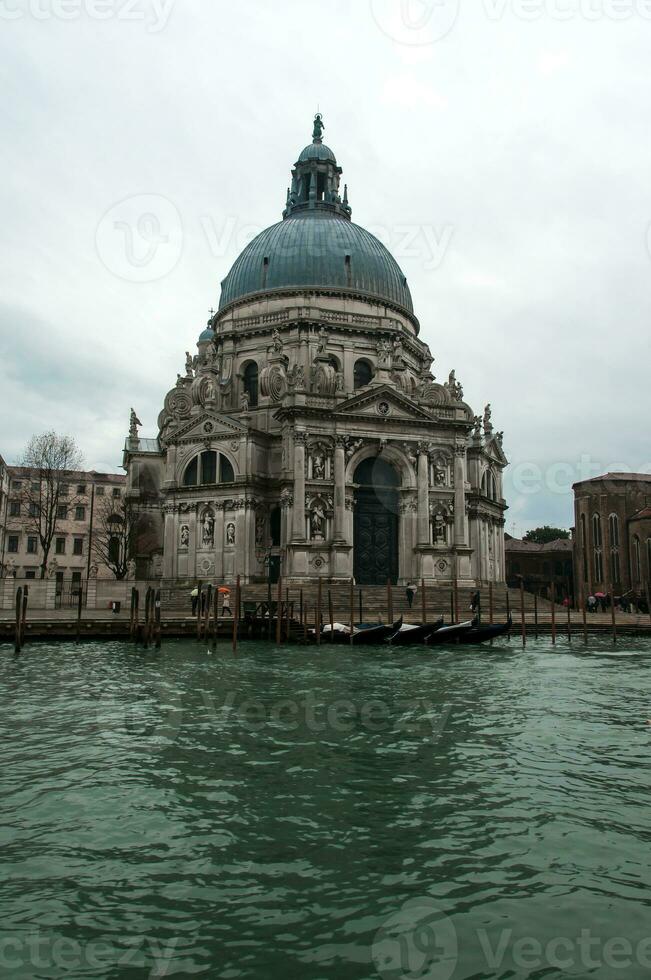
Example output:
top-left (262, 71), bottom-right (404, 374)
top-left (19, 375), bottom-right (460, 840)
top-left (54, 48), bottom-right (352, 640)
top-left (2, 0), bottom-right (650, 535)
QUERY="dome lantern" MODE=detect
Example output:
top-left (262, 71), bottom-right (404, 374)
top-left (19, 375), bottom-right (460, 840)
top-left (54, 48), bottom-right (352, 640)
top-left (283, 114), bottom-right (352, 220)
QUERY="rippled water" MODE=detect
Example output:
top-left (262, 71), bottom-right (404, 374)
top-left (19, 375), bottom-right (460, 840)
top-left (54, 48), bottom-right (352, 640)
top-left (1, 636), bottom-right (651, 979)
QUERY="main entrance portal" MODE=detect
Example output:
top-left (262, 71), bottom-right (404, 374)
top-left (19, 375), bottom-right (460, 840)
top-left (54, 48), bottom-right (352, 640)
top-left (353, 458), bottom-right (400, 585)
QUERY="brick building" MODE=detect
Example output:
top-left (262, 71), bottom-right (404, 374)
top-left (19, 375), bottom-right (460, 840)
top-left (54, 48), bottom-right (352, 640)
top-left (505, 535), bottom-right (574, 601)
top-left (573, 473), bottom-right (651, 604)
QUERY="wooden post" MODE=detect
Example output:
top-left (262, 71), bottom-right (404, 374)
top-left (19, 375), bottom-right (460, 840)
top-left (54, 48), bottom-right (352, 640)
top-left (489, 581), bottom-right (494, 624)
top-left (421, 578), bottom-right (426, 625)
top-left (129, 587), bottom-right (136, 640)
top-left (196, 580), bottom-right (203, 641)
top-left (20, 585), bottom-right (29, 649)
top-left (76, 583), bottom-right (83, 644)
top-left (212, 585), bottom-right (219, 651)
top-left (232, 575), bottom-right (240, 653)
top-left (316, 577), bottom-right (322, 647)
top-left (203, 585), bottom-right (212, 644)
top-left (328, 589), bottom-right (334, 641)
top-left (520, 578), bottom-right (526, 648)
top-left (387, 579), bottom-right (393, 625)
top-left (582, 598), bottom-right (588, 646)
top-left (453, 574), bottom-right (459, 624)
top-left (359, 589), bottom-right (363, 625)
top-left (299, 589), bottom-right (304, 627)
top-left (143, 588), bottom-right (150, 649)
top-left (350, 577), bottom-right (355, 646)
top-left (534, 593), bottom-right (538, 639)
top-left (566, 599), bottom-right (572, 643)
top-left (14, 587), bottom-right (22, 654)
top-left (276, 575), bottom-right (282, 645)
top-left (550, 582), bottom-right (556, 646)
top-left (155, 589), bottom-right (162, 650)
top-left (133, 588), bottom-right (139, 644)
top-left (285, 586), bottom-right (290, 643)
top-left (646, 582), bottom-right (651, 626)
top-left (610, 585), bottom-right (617, 645)
top-left (450, 591), bottom-right (454, 624)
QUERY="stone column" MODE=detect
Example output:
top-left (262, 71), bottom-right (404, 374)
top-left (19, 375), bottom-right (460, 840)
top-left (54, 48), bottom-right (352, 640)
top-left (334, 438), bottom-right (346, 543)
top-left (163, 508), bottom-right (176, 578)
top-left (417, 447), bottom-right (430, 546)
top-left (292, 432), bottom-right (306, 542)
top-left (454, 447), bottom-right (468, 547)
top-left (215, 506), bottom-right (225, 581)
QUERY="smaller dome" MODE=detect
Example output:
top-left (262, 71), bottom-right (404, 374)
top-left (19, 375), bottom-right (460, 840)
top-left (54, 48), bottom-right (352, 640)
top-left (198, 328), bottom-right (215, 343)
top-left (298, 142), bottom-right (337, 164)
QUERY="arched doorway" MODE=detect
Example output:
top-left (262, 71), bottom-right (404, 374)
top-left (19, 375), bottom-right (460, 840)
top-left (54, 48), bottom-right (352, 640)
top-left (354, 458), bottom-right (400, 585)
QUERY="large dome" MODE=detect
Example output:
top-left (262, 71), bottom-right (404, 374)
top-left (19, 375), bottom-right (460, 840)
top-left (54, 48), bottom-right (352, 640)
top-left (219, 212), bottom-right (414, 317)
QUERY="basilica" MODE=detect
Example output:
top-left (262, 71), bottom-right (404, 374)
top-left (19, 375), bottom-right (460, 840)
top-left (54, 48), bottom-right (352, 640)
top-left (124, 116), bottom-right (508, 586)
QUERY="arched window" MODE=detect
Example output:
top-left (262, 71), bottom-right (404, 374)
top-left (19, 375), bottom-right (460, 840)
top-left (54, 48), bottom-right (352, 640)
top-left (183, 452), bottom-right (235, 487)
top-left (609, 514), bottom-right (620, 585)
top-left (581, 513), bottom-right (588, 583)
top-left (354, 359), bottom-right (373, 390)
top-left (647, 538), bottom-right (651, 582)
top-left (633, 536), bottom-right (642, 583)
top-left (270, 507), bottom-right (281, 547)
top-left (593, 514), bottom-right (603, 584)
top-left (609, 514), bottom-right (620, 548)
top-left (108, 536), bottom-right (121, 565)
top-left (243, 362), bottom-right (259, 407)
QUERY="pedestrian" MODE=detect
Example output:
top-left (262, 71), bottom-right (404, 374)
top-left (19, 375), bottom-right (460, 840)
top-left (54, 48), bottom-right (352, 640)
top-left (470, 591), bottom-right (480, 612)
top-left (406, 582), bottom-right (417, 609)
top-left (191, 587), bottom-right (199, 615)
top-left (587, 595), bottom-right (597, 614)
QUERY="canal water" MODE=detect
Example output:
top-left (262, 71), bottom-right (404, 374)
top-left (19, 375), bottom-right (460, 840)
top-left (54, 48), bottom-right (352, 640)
top-left (1, 636), bottom-right (651, 979)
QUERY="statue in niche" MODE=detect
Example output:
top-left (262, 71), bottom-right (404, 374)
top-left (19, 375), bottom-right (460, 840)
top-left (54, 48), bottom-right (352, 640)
top-left (434, 462), bottom-right (447, 487)
top-left (271, 328), bottom-right (283, 355)
top-left (226, 523), bottom-right (236, 546)
top-left (241, 390), bottom-right (250, 412)
top-left (180, 525), bottom-right (190, 548)
top-left (392, 334), bottom-right (404, 366)
top-left (313, 454), bottom-right (326, 480)
top-left (311, 502), bottom-right (326, 539)
top-left (202, 513), bottom-right (215, 547)
top-left (317, 326), bottom-right (328, 355)
top-left (204, 378), bottom-right (217, 404)
top-left (127, 559), bottom-right (137, 580)
top-left (335, 370), bottom-right (344, 391)
top-left (433, 513), bottom-right (447, 543)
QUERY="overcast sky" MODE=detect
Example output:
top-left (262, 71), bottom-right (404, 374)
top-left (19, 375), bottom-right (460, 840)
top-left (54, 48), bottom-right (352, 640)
top-left (2, 0), bottom-right (650, 535)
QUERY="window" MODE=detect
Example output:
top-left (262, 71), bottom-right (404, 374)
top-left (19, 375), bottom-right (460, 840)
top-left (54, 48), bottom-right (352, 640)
top-left (112, 488), bottom-right (121, 498)
top-left (593, 514), bottom-right (603, 584)
top-left (27, 537), bottom-right (38, 554)
top-left (354, 359), bottom-right (373, 390)
top-left (73, 538), bottom-right (84, 556)
top-left (75, 506), bottom-right (86, 521)
top-left (71, 571), bottom-right (82, 592)
top-left (9, 501), bottom-right (20, 517)
top-left (608, 514), bottom-right (620, 585)
top-left (25, 570), bottom-right (36, 580)
top-left (31, 482), bottom-right (39, 492)
top-left (270, 506), bottom-right (281, 547)
top-left (513, 561), bottom-right (521, 575)
top-left (633, 536), bottom-right (641, 583)
top-left (77, 484), bottom-right (87, 495)
top-left (55, 538), bottom-right (66, 555)
top-left (8, 536), bottom-right (19, 554)
top-left (108, 536), bottom-right (121, 564)
top-left (243, 362), bottom-right (259, 407)
top-left (96, 487), bottom-right (105, 497)
top-left (11, 480), bottom-right (21, 490)
top-left (29, 502), bottom-right (39, 518)
top-left (60, 484), bottom-right (69, 496)
top-left (183, 452), bottom-right (234, 487)
top-left (57, 505), bottom-right (68, 520)
top-left (581, 513), bottom-right (588, 583)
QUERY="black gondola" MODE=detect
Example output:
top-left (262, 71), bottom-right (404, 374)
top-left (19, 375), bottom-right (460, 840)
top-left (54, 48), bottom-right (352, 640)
top-left (457, 618), bottom-right (512, 644)
top-left (388, 618), bottom-right (444, 646)
top-left (352, 618), bottom-right (403, 646)
top-left (426, 619), bottom-right (476, 645)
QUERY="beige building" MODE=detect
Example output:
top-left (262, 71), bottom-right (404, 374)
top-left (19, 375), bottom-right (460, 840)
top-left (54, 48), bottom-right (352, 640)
top-left (124, 117), bottom-right (508, 586)
top-left (1, 466), bottom-right (126, 594)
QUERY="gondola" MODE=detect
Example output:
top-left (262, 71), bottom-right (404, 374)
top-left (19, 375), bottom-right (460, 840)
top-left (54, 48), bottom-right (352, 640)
top-left (353, 618), bottom-right (403, 646)
top-left (388, 618), bottom-right (444, 646)
top-left (426, 619), bottom-right (477, 645)
top-left (457, 617), bottom-right (512, 645)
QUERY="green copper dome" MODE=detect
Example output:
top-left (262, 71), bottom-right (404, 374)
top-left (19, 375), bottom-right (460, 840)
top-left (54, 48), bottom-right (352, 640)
top-left (219, 213), bottom-right (414, 317)
top-left (218, 115), bottom-right (415, 321)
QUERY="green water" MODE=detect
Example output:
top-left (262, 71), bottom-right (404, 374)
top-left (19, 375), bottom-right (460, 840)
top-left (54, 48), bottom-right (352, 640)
top-left (1, 637), bottom-right (651, 979)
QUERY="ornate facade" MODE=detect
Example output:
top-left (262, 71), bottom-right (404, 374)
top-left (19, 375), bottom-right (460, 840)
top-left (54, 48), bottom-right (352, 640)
top-left (124, 117), bottom-right (508, 585)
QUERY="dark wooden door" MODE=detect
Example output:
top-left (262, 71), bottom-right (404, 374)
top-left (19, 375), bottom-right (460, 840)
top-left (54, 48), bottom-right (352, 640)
top-left (354, 490), bottom-right (399, 585)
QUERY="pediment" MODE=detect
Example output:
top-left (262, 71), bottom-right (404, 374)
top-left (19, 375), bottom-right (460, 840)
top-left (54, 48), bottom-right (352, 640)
top-left (335, 385), bottom-right (435, 422)
top-left (169, 412), bottom-right (248, 444)
top-left (484, 435), bottom-right (508, 466)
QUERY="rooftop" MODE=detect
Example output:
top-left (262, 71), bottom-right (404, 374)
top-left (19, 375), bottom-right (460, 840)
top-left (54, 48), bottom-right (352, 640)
top-left (8, 465), bottom-right (125, 483)
top-left (505, 537), bottom-right (573, 553)
top-left (574, 472), bottom-right (651, 489)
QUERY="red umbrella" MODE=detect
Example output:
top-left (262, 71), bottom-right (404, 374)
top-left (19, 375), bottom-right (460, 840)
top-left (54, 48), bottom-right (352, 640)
top-left (218, 587), bottom-right (231, 594)
top-left (594, 592), bottom-right (607, 599)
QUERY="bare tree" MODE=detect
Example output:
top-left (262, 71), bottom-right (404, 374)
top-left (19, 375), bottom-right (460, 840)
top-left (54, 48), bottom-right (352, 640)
top-left (92, 497), bottom-right (159, 579)
top-left (18, 432), bottom-right (84, 579)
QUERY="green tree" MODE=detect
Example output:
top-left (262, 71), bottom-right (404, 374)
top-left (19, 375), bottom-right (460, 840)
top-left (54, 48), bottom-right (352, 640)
top-left (523, 526), bottom-right (570, 545)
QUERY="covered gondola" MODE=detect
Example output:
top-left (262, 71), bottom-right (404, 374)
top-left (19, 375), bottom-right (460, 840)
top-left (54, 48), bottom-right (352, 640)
top-left (388, 619), bottom-right (444, 646)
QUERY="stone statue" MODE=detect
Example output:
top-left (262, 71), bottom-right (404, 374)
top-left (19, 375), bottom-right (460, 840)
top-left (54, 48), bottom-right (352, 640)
top-left (185, 352), bottom-right (194, 378)
top-left (313, 454), bottom-right (325, 480)
top-left (317, 326), bottom-right (328, 355)
top-left (240, 390), bottom-right (250, 412)
top-left (226, 523), bottom-right (236, 546)
top-left (202, 514), bottom-right (215, 547)
top-left (88, 563), bottom-right (99, 580)
top-left (447, 370), bottom-right (464, 401)
top-left (129, 409), bottom-right (141, 441)
top-left (434, 513), bottom-right (446, 543)
top-left (312, 112), bottom-right (325, 141)
top-left (335, 370), bottom-right (344, 391)
top-left (392, 334), bottom-right (404, 366)
top-left (377, 338), bottom-right (392, 368)
top-left (271, 328), bottom-right (283, 355)
top-left (483, 404), bottom-right (493, 434)
top-left (127, 559), bottom-right (137, 580)
top-left (204, 378), bottom-right (217, 404)
top-left (434, 463), bottom-right (447, 487)
top-left (311, 502), bottom-right (326, 538)
top-left (47, 559), bottom-right (59, 579)
top-left (496, 431), bottom-right (504, 447)
top-left (473, 415), bottom-right (483, 439)
top-left (180, 525), bottom-right (190, 548)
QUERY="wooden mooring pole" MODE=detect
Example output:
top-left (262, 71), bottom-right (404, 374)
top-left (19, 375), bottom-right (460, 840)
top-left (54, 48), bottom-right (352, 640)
top-left (358, 589), bottom-right (363, 625)
top-left (133, 588), bottom-right (139, 643)
top-left (155, 589), bottom-right (162, 650)
top-left (453, 574), bottom-right (459, 625)
top-left (75, 584), bottom-right (83, 644)
top-left (582, 597), bottom-right (588, 646)
top-left (421, 578), bottom-right (427, 625)
top-left (14, 587), bottom-right (22, 654)
top-left (328, 589), bottom-right (334, 642)
top-left (566, 598), bottom-right (572, 643)
top-left (350, 577), bottom-right (355, 646)
top-left (203, 585), bottom-right (212, 645)
top-left (520, 578), bottom-right (526, 648)
top-left (610, 585), bottom-right (617, 645)
top-left (21, 585), bottom-right (29, 649)
top-left (489, 581), bottom-right (494, 624)
top-left (212, 585), bottom-right (219, 651)
top-left (276, 575), bottom-right (282, 645)
top-left (550, 582), bottom-right (556, 646)
top-left (387, 579), bottom-right (393, 625)
top-left (232, 576), bottom-right (240, 653)
top-left (645, 582), bottom-right (651, 626)
top-left (196, 580), bottom-right (203, 642)
top-left (316, 577), bottom-right (322, 647)
top-left (129, 587), bottom-right (136, 640)
top-left (534, 593), bottom-right (538, 639)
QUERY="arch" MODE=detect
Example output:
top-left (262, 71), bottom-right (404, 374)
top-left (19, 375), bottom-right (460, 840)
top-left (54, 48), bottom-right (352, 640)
top-left (243, 361), bottom-right (259, 407)
top-left (346, 444), bottom-right (415, 489)
top-left (354, 457), bottom-right (400, 488)
top-left (633, 535), bottom-right (642, 583)
top-left (354, 358), bottom-right (374, 390)
top-left (183, 451), bottom-right (236, 487)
